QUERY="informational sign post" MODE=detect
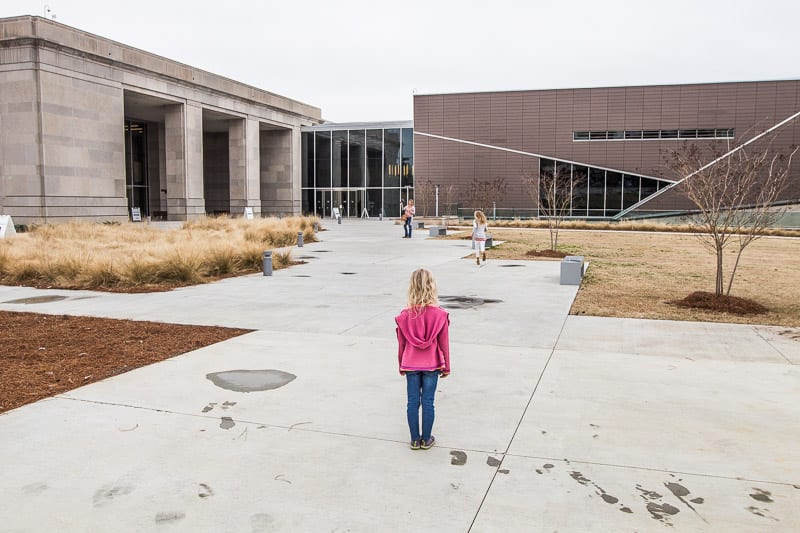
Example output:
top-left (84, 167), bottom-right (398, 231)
top-left (332, 207), bottom-right (340, 219)
top-left (0, 215), bottom-right (16, 239)
top-left (244, 207), bottom-right (254, 220)
top-left (131, 207), bottom-right (142, 222)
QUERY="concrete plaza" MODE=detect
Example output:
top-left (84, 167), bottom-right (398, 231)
top-left (0, 221), bottom-right (798, 532)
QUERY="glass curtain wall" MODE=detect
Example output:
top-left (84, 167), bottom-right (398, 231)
top-left (539, 158), bottom-right (673, 218)
top-left (301, 125), bottom-right (414, 218)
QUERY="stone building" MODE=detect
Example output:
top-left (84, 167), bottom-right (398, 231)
top-left (0, 16), bottom-right (321, 225)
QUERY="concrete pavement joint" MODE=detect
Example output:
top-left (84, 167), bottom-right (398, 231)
top-left (467, 301), bottom-right (571, 532)
top-left (752, 325), bottom-right (794, 364)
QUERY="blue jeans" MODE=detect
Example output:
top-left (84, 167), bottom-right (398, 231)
top-left (404, 216), bottom-right (413, 237)
top-left (405, 370), bottom-right (439, 441)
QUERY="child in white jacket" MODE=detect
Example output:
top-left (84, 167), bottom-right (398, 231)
top-left (472, 210), bottom-right (488, 265)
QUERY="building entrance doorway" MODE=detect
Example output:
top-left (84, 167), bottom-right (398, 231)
top-left (332, 188), bottom-right (366, 218)
top-left (124, 120), bottom-right (149, 219)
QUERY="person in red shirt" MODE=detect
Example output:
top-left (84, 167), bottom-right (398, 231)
top-left (395, 268), bottom-right (451, 450)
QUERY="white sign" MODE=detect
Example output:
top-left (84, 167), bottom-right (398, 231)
top-left (131, 207), bottom-right (142, 222)
top-left (0, 215), bottom-right (16, 239)
top-left (332, 207), bottom-right (341, 219)
top-left (244, 207), bottom-right (254, 220)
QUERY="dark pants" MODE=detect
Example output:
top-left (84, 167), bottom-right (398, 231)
top-left (404, 216), bottom-right (413, 237)
top-left (405, 370), bottom-right (439, 441)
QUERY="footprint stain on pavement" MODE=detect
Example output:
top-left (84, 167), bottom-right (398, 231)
top-left (569, 471), bottom-right (623, 509)
top-left (155, 511), bottom-right (186, 524)
top-left (486, 456), bottom-right (501, 467)
top-left (220, 417), bottom-right (235, 430)
top-left (450, 450), bottom-right (467, 465)
top-left (749, 488), bottom-right (773, 502)
top-left (22, 482), bottom-right (48, 494)
top-left (198, 483), bottom-right (214, 498)
top-left (665, 481), bottom-right (708, 523)
top-left (747, 506), bottom-right (779, 521)
top-left (636, 484), bottom-right (681, 525)
top-left (93, 484), bottom-right (134, 507)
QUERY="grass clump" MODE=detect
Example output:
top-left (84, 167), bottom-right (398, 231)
top-left (0, 215), bottom-right (320, 292)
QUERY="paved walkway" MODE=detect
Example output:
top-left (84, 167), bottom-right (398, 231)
top-left (1, 220), bottom-right (798, 532)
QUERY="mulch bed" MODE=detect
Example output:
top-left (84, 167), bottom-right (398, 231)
top-left (669, 291), bottom-right (768, 315)
top-left (0, 311), bottom-right (252, 413)
top-left (526, 249), bottom-right (569, 258)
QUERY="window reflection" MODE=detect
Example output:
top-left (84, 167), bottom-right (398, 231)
top-left (349, 130), bottom-right (365, 188)
top-left (315, 131), bottom-right (331, 188)
top-left (384, 129), bottom-right (401, 188)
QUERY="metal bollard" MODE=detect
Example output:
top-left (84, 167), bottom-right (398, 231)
top-left (313, 222), bottom-right (319, 232)
top-left (297, 231), bottom-right (304, 247)
top-left (262, 251), bottom-right (273, 276)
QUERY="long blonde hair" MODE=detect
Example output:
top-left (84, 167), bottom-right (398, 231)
top-left (474, 210), bottom-right (487, 225)
top-left (407, 268), bottom-right (438, 311)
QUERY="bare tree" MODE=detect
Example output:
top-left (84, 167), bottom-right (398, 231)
top-left (462, 177), bottom-right (508, 216)
top-left (523, 165), bottom-right (585, 251)
top-left (414, 178), bottom-right (435, 217)
top-left (665, 136), bottom-right (797, 296)
top-left (440, 184), bottom-right (455, 217)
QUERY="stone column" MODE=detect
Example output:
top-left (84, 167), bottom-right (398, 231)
top-left (228, 117), bottom-right (261, 216)
top-left (165, 102), bottom-right (205, 220)
top-left (290, 126), bottom-right (302, 215)
top-left (259, 127), bottom-right (293, 216)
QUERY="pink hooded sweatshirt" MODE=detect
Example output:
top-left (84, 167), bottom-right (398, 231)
top-left (395, 306), bottom-right (450, 375)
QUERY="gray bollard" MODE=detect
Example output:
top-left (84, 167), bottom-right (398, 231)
top-left (313, 222), bottom-right (319, 232)
top-left (262, 251), bottom-right (273, 276)
top-left (297, 231), bottom-right (304, 247)
top-left (337, 215), bottom-right (342, 224)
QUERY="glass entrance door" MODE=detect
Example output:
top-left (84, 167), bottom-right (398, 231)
top-left (315, 190), bottom-right (332, 218)
top-left (332, 189), bottom-right (366, 217)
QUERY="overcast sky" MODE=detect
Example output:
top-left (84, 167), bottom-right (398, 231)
top-left (2, 0), bottom-right (798, 122)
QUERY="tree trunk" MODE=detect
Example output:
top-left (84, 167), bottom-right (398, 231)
top-left (715, 245), bottom-right (724, 297)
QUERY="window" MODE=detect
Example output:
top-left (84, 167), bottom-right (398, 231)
top-left (625, 130), bottom-right (642, 140)
top-left (576, 127), bottom-right (735, 141)
top-left (590, 131), bottom-right (607, 140)
top-left (661, 130), bottom-right (678, 139)
top-left (607, 131), bottom-right (624, 140)
top-left (679, 129), bottom-right (697, 138)
top-left (573, 131), bottom-right (590, 141)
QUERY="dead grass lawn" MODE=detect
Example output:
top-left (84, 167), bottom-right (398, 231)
top-left (455, 227), bottom-right (800, 326)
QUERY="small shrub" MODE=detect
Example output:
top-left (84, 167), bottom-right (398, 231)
top-left (273, 250), bottom-right (294, 268)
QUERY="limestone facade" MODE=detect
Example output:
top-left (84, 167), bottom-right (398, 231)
top-left (0, 16), bottom-right (321, 224)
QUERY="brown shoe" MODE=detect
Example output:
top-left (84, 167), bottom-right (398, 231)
top-left (476, 257), bottom-right (480, 265)
top-left (482, 252), bottom-right (487, 261)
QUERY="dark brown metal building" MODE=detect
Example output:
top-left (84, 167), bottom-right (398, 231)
top-left (413, 80), bottom-right (800, 219)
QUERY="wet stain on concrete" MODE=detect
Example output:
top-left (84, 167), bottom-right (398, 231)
top-left (4, 295), bottom-right (68, 304)
top-left (251, 513), bottom-right (275, 532)
top-left (220, 417), bottom-right (235, 430)
top-left (202, 402), bottom-right (216, 413)
top-left (450, 483), bottom-right (460, 490)
top-left (535, 469), bottom-right (543, 475)
top-left (690, 497), bottom-right (704, 504)
top-left (312, 250), bottom-right (331, 253)
top-left (297, 256), bottom-right (317, 260)
top-left (498, 469), bottom-right (510, 474)
top-left (155, 511), bottom-right (186, 524)
top-left (569, 471), bottom-right (591, 486)
top-left (22, 482), bottom-right (48, 494)
top-left (292, 275), bottom-right (312, 277)
top-left (750, 488), bottom-right (773, 502)
top-left (486, 456), bottom-right (501, 467)
top-left (635, 485), bottom-right (663, 500)
top-left (543, 464), bottom-right (554, 470)
top-left (500, 264), bottom-right (524, 268)
top-left (620, 506), bottom-right (633, 514)
top-left (665, 481), bottom-right (707, 522)
top-left (206, 369), bottom-right (296, 392)
top-left (646, 502), bottom-right (680, 521)
top-left (93, 484), bottom-right (134, 507)
top-left (340, 272), bottom-right (357, 275)
top-left (438, 295), bottom-right (503, 309)
top-left (198, 483), bottom-right (214, 498)
top-left (570, 471), bottom-right (623, 510)
top-left (222, 401), bottom-right (237, 409)
top-left (747, 506), bottom-right (779, 521)
top-left (450, 450), bottom-right (467, 465)
top-left (274, 475), bottom-right (292, 484)
top-left (794, 485), bottom-right (800, 490)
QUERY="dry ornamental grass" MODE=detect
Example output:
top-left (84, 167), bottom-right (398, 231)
top-left (0, 215), bottom-right (321, 291)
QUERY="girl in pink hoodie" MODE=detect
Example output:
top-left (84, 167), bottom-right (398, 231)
top-left (395, 268), bottom-right (451, 450)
